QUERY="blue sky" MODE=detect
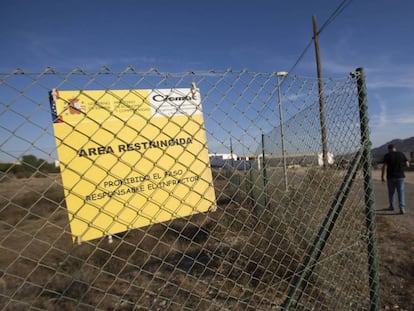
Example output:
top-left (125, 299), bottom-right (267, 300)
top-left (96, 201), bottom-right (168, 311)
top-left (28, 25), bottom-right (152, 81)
top-left (1, 0), bottom-right (413, 158)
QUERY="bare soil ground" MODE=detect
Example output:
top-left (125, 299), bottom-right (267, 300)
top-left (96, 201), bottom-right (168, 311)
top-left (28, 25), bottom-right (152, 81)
top-left (372, 170), bottom-right (414, 310)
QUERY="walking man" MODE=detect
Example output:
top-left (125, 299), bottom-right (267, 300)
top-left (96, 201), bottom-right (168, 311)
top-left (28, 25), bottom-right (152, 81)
top-left (381, 144), bottom-right (410, 214)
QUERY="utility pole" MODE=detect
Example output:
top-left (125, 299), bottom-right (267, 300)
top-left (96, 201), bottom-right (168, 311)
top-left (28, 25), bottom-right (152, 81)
top-left (312, 15), bottom-right (329, 168)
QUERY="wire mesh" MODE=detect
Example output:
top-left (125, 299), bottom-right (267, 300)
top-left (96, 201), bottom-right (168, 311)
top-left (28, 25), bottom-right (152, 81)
top-left (0, 68), bottom-right (377, 310)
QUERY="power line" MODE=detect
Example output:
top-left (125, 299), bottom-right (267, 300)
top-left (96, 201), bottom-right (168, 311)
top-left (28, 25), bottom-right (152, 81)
top-left (318, 0), bottom-right (353, 35)
top-left (287, 0), bottom-right (353, 74)
top-left (287, 39), bottom-right (314, 75)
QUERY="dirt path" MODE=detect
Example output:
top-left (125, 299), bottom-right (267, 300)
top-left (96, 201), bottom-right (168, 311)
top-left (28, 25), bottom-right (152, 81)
top-left (371, 170), bottom-right (414, 310)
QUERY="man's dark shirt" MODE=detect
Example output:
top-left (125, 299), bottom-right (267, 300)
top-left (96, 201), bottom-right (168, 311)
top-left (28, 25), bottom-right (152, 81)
top-left (384, 151), bottom-right (408, 179)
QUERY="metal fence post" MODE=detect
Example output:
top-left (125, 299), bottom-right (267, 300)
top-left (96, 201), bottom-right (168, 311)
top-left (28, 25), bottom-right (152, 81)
top-left (356, 67), bottom-right (380, 311)
top-left (277, 72), bottom-right (289, 191)
top-left (280, 148), bottom-right (364, 310)
top-left (262, 133), bottom-right (269, 208)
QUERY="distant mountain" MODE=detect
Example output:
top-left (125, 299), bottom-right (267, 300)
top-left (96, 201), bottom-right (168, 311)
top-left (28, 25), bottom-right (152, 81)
top-left (371, 136), bottom-right (414, 162)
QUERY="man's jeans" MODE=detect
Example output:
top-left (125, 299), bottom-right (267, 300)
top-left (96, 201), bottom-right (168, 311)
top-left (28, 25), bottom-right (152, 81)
top-left (387, 178), bottom-right (405, 210)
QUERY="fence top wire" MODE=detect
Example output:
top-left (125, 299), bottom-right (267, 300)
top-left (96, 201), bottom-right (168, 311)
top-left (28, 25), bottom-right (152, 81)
top-left (1, 66), bottom-right (355, 79)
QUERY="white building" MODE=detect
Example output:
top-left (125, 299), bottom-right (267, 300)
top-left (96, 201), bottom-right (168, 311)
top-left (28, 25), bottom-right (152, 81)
top-left (208, 153), bottom-right (238, 161)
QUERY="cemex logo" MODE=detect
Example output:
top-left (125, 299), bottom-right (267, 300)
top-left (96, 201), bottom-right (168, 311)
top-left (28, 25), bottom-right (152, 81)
top-left (152, 94), bottom-right (193, 102)
top-left (67, 98), bottom-right (86, 115)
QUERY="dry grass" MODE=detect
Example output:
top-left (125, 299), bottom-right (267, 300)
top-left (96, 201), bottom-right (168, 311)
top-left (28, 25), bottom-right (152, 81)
top-left (0, 168), bottom-right (374, 310)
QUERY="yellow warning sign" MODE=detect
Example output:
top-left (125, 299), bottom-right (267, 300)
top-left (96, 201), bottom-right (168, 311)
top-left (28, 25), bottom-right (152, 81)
top-left (49, 88), bottom-right (216, 242)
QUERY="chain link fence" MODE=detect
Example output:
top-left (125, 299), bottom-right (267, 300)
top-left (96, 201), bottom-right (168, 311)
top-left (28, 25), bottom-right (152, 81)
top-left (0, 67), bottom-right (378, 310)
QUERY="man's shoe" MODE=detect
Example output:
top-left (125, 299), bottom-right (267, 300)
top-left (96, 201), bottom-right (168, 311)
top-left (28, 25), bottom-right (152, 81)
top-left (400, 209), bottom-right (406, 215)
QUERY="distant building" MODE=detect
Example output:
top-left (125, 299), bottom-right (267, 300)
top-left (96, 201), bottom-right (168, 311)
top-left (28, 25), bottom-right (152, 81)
top-left (253, 152), bottom-right (335, 168)
top-left (208, 153), bottom-right (251, 170)
top-left (208, 153), bottom-right (237, 161)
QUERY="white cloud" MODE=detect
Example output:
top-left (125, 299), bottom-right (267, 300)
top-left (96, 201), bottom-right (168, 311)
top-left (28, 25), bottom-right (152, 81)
top-left (370, 95), bottom-right (387, 128)
top-left (367, 76), bottom-right (414, 90)
top-left (393, 114), bottom-right (414, 124)
top-left (364, 63), bottom-right (414, 89)
top-left (368, 88), bottom-right (414, 147)
top-left (322, 60), bottom-right (355, 75)
top-left (370, 109), bottom-right (414, 147)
